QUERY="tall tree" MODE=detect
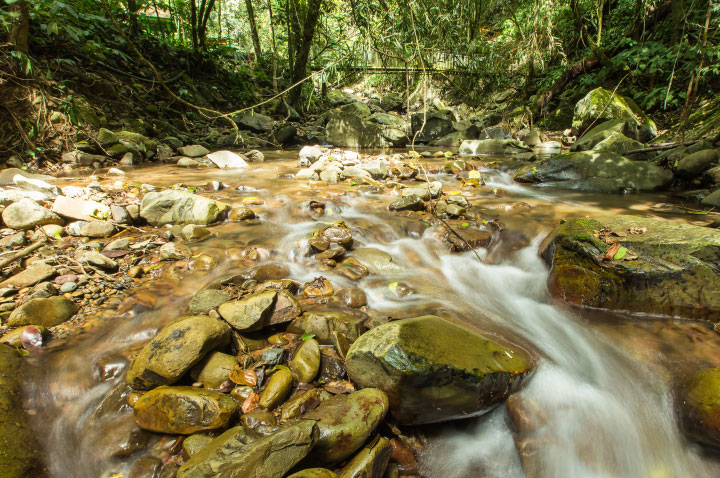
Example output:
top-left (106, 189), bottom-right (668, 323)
top-left (288, 0), bottom-right (324, 108)
top-left (245, 0), bottom-right (263, 61)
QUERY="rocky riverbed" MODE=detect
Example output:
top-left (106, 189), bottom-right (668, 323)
top-left (1, 86), bottom-right (720, 478)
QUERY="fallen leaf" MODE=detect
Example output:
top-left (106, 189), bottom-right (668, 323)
top-left (229, 367), bottom-right (257, 387)
top-left (324, 380), bottom-right (356, 394)
top-left (613, 246), bottom-right (627, 260)
top-left (241, 392), bottom-right (259, 413)
top-left (604, 243), bottom-right (621, 260)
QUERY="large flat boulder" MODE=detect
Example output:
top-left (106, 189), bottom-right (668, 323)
top-left (140, 190), bottom-right (230, 226)
top-left (513, 151), bottom-right (673, 193)
top-left (2, 198), bottom-right (63, 230)
top-left (541, 215), bottom-right (720, 320)
top-left (0, 345), bottom-right (46, 478)
top-left (345, 315), bottom-right (533, 425)
top-left (126, 315), bottom-right (231, 390)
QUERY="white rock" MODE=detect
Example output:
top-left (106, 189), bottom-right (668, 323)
top-left (299, 145), bottom-right (324, 165)
top-left (0, 189), bottom-right (50, 205)
top-left (13, 175), bottom-right (60, 198)
top-left (295, 168), bottom-right (317, 180)
top-left (207, 150), bottom-right (249, 169)
top-left (107, 168), bottom-right (126, 176)
top-left (52, 196), bottom-right (111, 222)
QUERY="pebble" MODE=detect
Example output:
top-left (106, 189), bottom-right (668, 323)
top-left (60, 282), bottom-right (78, 293)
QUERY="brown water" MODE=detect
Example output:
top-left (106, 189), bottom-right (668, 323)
top-left (21, 151), bottom-right (720, 477)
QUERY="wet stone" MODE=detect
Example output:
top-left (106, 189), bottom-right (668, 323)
top-left (189, 289), bottom-right (230, 315)
top-left (133, 386), bottom-right (238, 434)
top-left (289, 338), bottom-right (321, 383)
top-left (7, 296), bottom-right (78, 327)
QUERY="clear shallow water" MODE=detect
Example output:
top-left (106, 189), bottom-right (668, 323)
top-left (21, 152), bottom-right (720, 477)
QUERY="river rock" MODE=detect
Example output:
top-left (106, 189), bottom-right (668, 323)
top-left (0, 345), bottom-right (46, 478)
top-left (0, 325), bottom-right (47, 347)
top-left (228, 206), bottom-right (256, 221)
top-left (190, 289), bottom-right (230, 314)
top-left (288, 309), bottom-right (367, 344)
top-left (7, 296), bottom-right (78, 327)
top-left (0, 262), bottom-right (56, 289)
top-left (572, 87), bottom-right (657, 140)
top-left (160, 242), bottom-right (192, 260)
top-left (133, 386), bottom-right (238, 434)
top-left (207, 150), bottom-right (249, 169)
top-left (591, 132), bottom-right (645, 158)
top-left (402, 181), bottom-right (442, 200)
top-left (13, 175), bottom-right (59, 198)
top-left (541, 215), bottom-right (720, 320)
top-left (388, 195), bottom-right (424, 212)
top-left (410, 112), bottom-right (454, 143)
top-left (82, 251), bottom-right (118, 269)
top-left (52, 196), bottom-right (111, 222)
top-left (0, 168), bottom-right (54, 185)
top-left (289, 469), bottom-right (338, 478)
top-left (345, 315), bottom-right (534, 425)
top-left (182, 224), bottom-right (211, 242)
top-left (179, 145), bottom-right (210, 158)
top-left (0, 189), bottom-right (49, 205)
top-left (234, 113), bottom-right (273, 133)
top-left (676, 149), bottom-right (719, 178)
top-left (111, 205), bottom-right (131, 224)
top-left (302, 388), bottom-right (389, 464)
top-left (514, 151), bottom-right (673, 193)
top-left (338, 436), bottom-right (392, 478)
top-left (183, 434), bottom-right (214, 457)
top-left (459, 139), bottom-right (530, 155)
top-left (67, 220), bottom-right (116, 237)
top-left (190, 351), bottom-right (236, 388)
top-left (571, 119), bottom-right (628, 151)
top-left (177, 420), bottom-right (318, 478)
top-left (126, 315), bottom-right (231, 390)
top-left (140, 190), bottom-right (230, 226)
top-left (218, 290), bottom-right (277, 331)
top-left (675, 368), bottom-right (720, 448)
top-left (178, 157), bottom-right (200, 168)
top-left (289, 338), bottom-right (321, 383)
top-left (259, 366), bottom-right (293, 409)
top-left (326, 110), bottom-right (384, 148)
top-left (2, 198), bottom-right (63, 230)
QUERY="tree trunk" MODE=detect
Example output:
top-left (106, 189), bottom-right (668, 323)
top-left (245, 0), bottom-right (263, 62)
top-left (9, 0), bottom-right (29, 54)
top-left (288, 0), bottom-right (323, 108)
top-left (190, 0), bottom-right (199, 49)
top-left (126, 0), bottom-right (140, 37)
top-left (198, 0), bottom-right (216, 50)
top-left (671, 0), bottom-right (684, 44)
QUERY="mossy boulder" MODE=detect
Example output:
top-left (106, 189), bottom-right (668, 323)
top-left (325, 110), bottom-right (385, 148)
top-left (674, 368), bottom-right (720, 448)
top-left (140, 190), bottom-right (230, 226)
top-left (7, 296), bottom-right (78, 328)
top-left (573, 88), bottom-right (657, 141)
top-left (177, 420), bottom-right (318, 478)
top-left (410, 112), bottom-right (454, 143)
top-left (541, 215), bottom-right (720, 320)
top-left (513, 151), bottom-right (673, 193)
top-left (133, 386), bottom-right (238, 434)
top-left (591, 132), bottom-right (646, 158)
top-left (571, 119), bottom-right (628, 151)
top-left (126, 315), bottom-right (231, 390)
top-left (302, 388), bottom-right (389, 464)
top-left (345, 316), bottom-right (533, 425)
top-left (676, 149), bottom-right (719, 178)
top-left (0, 345), bottom-right (46, 478)
top-left (117, 130), bottom-right (157, 153)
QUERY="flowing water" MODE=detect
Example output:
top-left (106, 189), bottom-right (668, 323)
top-left (20, 151), bottom-right (720, 477)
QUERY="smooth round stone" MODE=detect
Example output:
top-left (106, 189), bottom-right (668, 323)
top-left (60, 282), bottom-right (78, 293)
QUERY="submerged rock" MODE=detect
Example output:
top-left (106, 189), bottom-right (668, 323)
top-left (126, 315), bottom-right (231, 390)
top-left (7, 296), bottom-right (78, 328)
top-left (140, 190), bottom-right (230, 226)
top-left (514, 151), bottom-right (673, 193)
top-left (177, 420), bottom-right (318, 478)
top-left (675, 368), bottom-right (720, 448)
top-left (541, 215), bottom-right (720, 320)
top-left (345, 315), bottom-right (534, 425)
top-left (0, 345), bottom-right (46, 478)
top-left (133, 386), bottom-right (238, 434)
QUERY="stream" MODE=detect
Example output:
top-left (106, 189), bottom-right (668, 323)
top-left (20, 151), bottom-right (720, 477)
